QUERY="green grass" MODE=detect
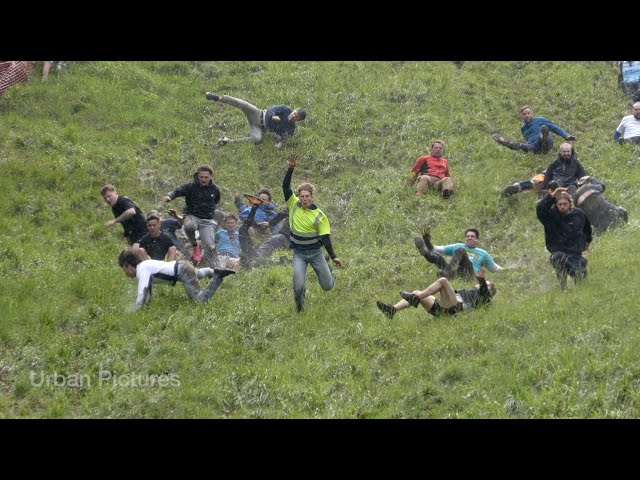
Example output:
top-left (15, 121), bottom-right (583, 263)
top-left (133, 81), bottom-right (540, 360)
top-left (1, 61), bottom-right (639, 418)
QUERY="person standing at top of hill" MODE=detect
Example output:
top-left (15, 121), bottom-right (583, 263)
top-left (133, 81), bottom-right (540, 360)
top-left (414, 227), bottom-right (502, 280)
top-left (282, 153), bottom-right (343, 312)
top-left (205, 92), bottom-right (306, 150)
top-left (492, 105), bottom-right (576, 154)
top-left (613, 102), bottom-right (640, 144)
top-left (162, 166), bottom-right (221, 268)
top-left (101, 184), bottom-right (148, 257)
top-left (406, 140), bottom-right (454, 199)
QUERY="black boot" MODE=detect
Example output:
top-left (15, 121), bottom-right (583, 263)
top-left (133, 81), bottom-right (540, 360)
top-left (400, 291), bottom-right (420, 308)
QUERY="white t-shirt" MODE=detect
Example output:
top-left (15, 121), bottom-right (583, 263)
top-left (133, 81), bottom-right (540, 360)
top-left (135, 260), bottom-right (177, 305)
top-left (616, 115), bottom-right (640, 140)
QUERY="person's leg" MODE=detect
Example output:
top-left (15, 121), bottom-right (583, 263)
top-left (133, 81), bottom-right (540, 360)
top-left (292, 251), bottom-right (309, 312)
top-left (218, 95), bottom-right (264, 144)
top-left (308, 249), bottom-right (335, 291)
top-left (414, 236), bottom-right (448, 270)
top-left (195, 267), bottom-right (215, 279)
top-left (255, 234), bottom-right (288, 265)
top-left (41, 61), bottom-right (53, 80)
top-left (415, 175), bottom-right (431, 196)
top-left (450, 248), bottom-right (475, 279)
top-left (177, 261), bottom-right (204, 299)
top-left (239, 205), bottom-right (258, 268)
top-left (195, 217), bottom-right (217, 268)
top-left (434, 177), bottom-right (454, 198)
top-left (182, 215), bottom-right (199, 248)
top-left (550, 252), bottom-right (569, 289)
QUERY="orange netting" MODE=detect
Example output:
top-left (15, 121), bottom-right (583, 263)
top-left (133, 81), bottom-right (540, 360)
top-left (0, 61), bottom-right (37, 96)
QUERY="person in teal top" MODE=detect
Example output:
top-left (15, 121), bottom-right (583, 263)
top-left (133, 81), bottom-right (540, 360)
top-left (414, 227), bottom-right (502, 280)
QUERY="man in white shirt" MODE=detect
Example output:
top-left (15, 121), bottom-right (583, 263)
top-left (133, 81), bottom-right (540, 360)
top-left (613, 102), bottom-right (640, 144)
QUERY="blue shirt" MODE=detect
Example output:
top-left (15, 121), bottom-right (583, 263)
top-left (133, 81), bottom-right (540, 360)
top-left (521, 117), bottom-right (570, 144)
top-left (215, 229), bottom-right (240, 258)
top-left (160, 218), bottom-right (183, 247)
top-left (441, 244), bottom-right (500, 272)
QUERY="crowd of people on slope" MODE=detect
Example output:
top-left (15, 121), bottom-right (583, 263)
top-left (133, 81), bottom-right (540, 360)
top-left (93, 66), bottom-right (635, 319)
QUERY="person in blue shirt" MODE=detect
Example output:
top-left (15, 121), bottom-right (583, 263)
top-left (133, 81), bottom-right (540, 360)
top-left (492, 105), bottom-right (576, 154)
top-left (414, 227), bottom-right (502, 280)
top-left (234, 189), bottom-right (280, 235)
top-left (618, 61), bottom-right (640, 96)
top-left (205, 93), bottom-right (306, 150)
top-left (215, 214), bottom-right (242, 271)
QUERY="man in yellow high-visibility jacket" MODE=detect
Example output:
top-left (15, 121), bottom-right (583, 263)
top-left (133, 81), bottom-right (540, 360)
top-left (282, 153), bottom-right (343, 312)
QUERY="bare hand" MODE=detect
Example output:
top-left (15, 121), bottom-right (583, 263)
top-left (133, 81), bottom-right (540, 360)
top-left (566, 135), bottom-right (577, 141)
top-left (272, 115), bottom-right (281, 122)
top-left (168, 208), bottom-right (178, 218)
top-left (275, 142), bottom-right (284, 150)
top-left (288, 153), bottom-right (299, 168)
top-left (333, 257), bottom-right (344, 268)
top-left (162, 195), bottom-right (171, 203)
top-left (476, 268), bottom-right (486, 279)
top-left (104, 219), bottom-right (117, 227)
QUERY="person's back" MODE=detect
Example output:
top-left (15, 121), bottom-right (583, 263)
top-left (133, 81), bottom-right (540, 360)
top-left (573, 179), bottom-right (628, 233)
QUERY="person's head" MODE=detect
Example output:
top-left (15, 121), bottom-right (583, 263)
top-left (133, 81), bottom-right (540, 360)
top-left (520, 105), bottom-right (533, 123)
top-left (633, 102), bottom-right (640, 120)
top-left (554, 191), bottom-right (573, 215)
top-left (288, 108), bottom-right (307, 123)
top-left (464, 228), bottom-right (480, 248)
top-left (196, 166), bottom-right (213, 186)
top-left (224, 214), bottom-right (237, 232)
top-left (430, 140), bottom-right (445, 158)
top-left (256, 188), bottom-right (272, 204)
top-left (558, 142), bottom-right (575, 161)
top-left (297, 182), bottom-right (316, 208)
top-left (118, 249), bottom-right (141, 278)
top-left (101, 184), bottom-right (118, 206)
top-left (146, 214), bottom-right (161, 237)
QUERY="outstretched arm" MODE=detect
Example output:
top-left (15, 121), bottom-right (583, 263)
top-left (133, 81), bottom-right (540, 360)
top-left (283, 153), bottom-right (298, 201)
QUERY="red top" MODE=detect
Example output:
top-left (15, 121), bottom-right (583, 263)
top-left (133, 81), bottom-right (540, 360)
top-left (411, 155), bottom-right (450, 179)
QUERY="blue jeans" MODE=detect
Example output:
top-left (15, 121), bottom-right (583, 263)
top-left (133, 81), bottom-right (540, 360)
top-left (292, 248), bottom-right (334, 311)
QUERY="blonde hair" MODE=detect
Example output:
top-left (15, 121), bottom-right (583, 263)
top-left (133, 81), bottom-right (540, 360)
top-left (297, 182), bottom-right (316, 196)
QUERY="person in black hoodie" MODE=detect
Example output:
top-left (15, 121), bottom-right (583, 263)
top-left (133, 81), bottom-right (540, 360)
top-left (540, 143), bottom-right (586, 196)
top-left (536, 187), bottom-right (593, 289)
top-left (376, 272), bottom-right (496, 319)
top-left (162, 166), bottom-right (221, 268)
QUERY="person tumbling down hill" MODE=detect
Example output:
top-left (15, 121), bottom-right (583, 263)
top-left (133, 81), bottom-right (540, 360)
top-left (118, 249), bottom-right (235, 312)
top-left (376, 273), bottom-right (496, 319)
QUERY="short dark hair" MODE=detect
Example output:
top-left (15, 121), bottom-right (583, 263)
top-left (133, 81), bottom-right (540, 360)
top-left (224, 213), bottom-right (238, 222)
top-left (295, 108), bottom-right (307, 121)
top-left (256, 188), bottom-right (272, 201)
top-left (465, 228), bottom-right (480, 239)
top-left (118, 249), bottom-right (142, 269)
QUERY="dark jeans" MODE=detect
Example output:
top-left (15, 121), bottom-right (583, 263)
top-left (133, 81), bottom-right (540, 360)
top-left (424, 247), bottom-right (475, 280)
top-left (550, 252), bottom-right (587, 280)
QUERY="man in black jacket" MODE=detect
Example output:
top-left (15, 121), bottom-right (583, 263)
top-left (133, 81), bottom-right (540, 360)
top-left (162, 166), bottom-right (221, 268)
top-left (540, 143), bottom-right (586, 196)
top-left (536, 187), bottom-right (593, 289)
top-left (376, 273), bottom-right (496, 319)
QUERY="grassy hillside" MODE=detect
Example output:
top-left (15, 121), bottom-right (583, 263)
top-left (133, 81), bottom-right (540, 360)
top-left (1, 61), bottom-right (639, 418)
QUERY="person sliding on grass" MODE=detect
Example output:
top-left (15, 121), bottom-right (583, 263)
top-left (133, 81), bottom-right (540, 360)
top-left (376, 272), bottom-right (496, 319)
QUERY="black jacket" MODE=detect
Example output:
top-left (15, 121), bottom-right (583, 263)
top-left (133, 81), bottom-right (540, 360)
top-left (536, 194), bottom-right (593, 255)
top-left (168, 172), bottom-right (221, 220)
top-left (541, 152), bottom-right (586, 190)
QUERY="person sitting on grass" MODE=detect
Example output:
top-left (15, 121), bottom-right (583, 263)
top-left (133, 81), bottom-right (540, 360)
top-left (376, 273), bottom-right (496, 319)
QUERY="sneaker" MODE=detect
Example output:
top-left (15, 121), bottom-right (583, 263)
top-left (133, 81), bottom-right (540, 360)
top-left (192, 244), bottom-right (202, 263)
top-left (376, 300), bottom-right (396, 319)
top-left (217, 137), bottom-right (230, 146)
top-left (540, 125), bottom-right (549, 145)
top-left (205, 92), bottom-right (220, 101)
top-left (243, 193), bottom-right (263, 206)
top-left (400, 291), bottom-right (420, 308)
top-left (414, 236), bottom-right (430, 258)
top-left (442, 188), bottom-right (451, 199)
top-left (501, 184), bottom-right (520, 197)
top-left (214, 268), bottom-right (236, 279)
top-left (491, 133), bottom-right (509, 146)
